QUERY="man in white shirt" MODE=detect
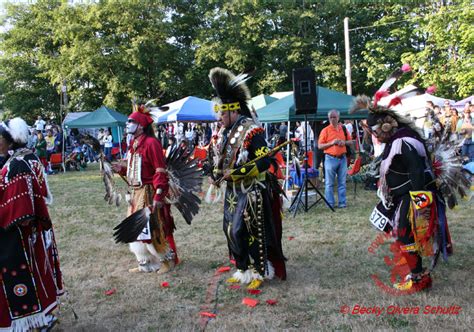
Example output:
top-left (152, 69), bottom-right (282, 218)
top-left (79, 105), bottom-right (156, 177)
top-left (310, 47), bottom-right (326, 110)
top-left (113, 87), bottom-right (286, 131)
top-left (185, 124), bottom-right (195, 145)
top-left (34, 116), bottom-right (46, 132)
top-left (296, 121), bottom-right (314, 151)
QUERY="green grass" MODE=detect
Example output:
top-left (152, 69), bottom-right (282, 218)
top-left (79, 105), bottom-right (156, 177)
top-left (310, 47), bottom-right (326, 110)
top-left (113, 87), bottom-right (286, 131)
top-left (49, 165), bottom-right (473, 331)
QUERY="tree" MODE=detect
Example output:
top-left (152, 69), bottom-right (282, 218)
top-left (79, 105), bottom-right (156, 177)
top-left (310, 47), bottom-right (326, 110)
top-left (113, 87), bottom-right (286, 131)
top-left (0, 2), bottom-right (61, 122)
top-left (361, 0), bottom-right (473, 99)
top-left (0, 0), bottom-right (471, 122)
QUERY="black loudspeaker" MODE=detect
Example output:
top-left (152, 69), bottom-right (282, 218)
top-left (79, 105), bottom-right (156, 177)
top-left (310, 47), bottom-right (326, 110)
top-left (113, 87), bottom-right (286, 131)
top-left (292, 68), bottom-right (317, 115)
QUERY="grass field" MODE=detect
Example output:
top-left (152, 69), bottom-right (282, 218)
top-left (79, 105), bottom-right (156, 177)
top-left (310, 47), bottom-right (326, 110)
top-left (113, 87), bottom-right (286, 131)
top-left (48, 165), bottom-right (472, 331)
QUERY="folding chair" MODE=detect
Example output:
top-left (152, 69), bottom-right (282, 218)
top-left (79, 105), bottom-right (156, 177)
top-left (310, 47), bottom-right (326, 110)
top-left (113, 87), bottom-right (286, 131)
top-left (111, 147), bottom-right (120, 160)
top-left (347, 156), bottom-right (363, 196)
top-left (193, 146), bottom-right (208, 167)
top-left (49, 153), bottom-right (65, 173)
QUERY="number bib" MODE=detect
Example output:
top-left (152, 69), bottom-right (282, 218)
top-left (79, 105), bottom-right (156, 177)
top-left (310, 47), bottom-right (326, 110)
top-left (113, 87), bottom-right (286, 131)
top-left (369, 205), bottom-right (390, 232)
top-left (136, 221), bottom-right (151, 241)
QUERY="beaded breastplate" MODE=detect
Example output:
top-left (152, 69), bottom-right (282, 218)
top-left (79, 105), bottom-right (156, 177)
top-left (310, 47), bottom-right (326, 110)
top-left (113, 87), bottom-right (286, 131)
top-left (215, 118), bottom-right (258, 175)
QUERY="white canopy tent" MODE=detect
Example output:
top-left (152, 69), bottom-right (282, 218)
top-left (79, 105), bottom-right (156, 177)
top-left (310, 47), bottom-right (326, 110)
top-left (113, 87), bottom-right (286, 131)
top-left (379, 85), bottom-right (455, 128)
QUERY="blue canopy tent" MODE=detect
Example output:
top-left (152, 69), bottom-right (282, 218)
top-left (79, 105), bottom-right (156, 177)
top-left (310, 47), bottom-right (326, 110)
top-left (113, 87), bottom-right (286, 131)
top-left (153, 96), bottom-right (215, 123)
top-left (256, 86), bottom-right (367, 122)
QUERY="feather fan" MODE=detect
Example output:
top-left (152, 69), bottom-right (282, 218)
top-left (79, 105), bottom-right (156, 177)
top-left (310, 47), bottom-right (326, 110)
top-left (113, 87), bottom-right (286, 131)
top-left (113, 207), bottom-right (151, 243)
top-left (432, 141), bottom-right (471, 209)
top-left (165, 144), bottom-right (203, 224)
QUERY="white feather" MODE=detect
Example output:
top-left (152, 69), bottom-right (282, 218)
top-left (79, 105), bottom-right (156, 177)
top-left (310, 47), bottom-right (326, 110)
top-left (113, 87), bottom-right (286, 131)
top-left (6, 117), bottom-right (29, 144)
top-left (230, 73), bottom-right (251, 88)
top-left (231, 269), bottom-right (255, 284)
top-left (250, 268), bottom-right (264, 281)
top-left (44, 172), bottom-right (54, 205)
top-left (236, 150), bottom-right (249, 166)
top-left (148, 108), bottom-right (163, 123)
top-left (378, 78), bottom-right (397, 93)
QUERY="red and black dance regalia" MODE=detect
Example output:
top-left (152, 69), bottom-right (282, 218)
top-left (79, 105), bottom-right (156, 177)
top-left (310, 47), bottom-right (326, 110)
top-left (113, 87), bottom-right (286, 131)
top-left (206, 68), bottom-right (286, 289)
top-left (351, 84), bottom-right (470, 291)
top-left (116, 109), bottom-right (178, 273)
top-left (0, 118), bottom-right (63, 331)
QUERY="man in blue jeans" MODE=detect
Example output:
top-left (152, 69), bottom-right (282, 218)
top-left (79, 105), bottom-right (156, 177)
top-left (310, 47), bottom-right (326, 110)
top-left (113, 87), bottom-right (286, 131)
top-left (318, 110), bottom-right (351, 208)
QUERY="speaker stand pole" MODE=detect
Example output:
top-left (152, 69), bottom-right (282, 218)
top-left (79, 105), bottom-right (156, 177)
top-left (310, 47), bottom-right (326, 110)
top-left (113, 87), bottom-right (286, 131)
top-left (288, 115), bottom-right (334, 216)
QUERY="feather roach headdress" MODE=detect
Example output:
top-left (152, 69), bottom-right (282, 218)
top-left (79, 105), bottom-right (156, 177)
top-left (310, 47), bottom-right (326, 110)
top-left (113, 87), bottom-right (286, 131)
top-left (349, 65), bottom-right (424, 140)
top-left (209, 67), bottom-right (254, 119)
top-left (129, 97), bottom-right (169, 126)
top-left (351, 64), bottom-right (471, 209)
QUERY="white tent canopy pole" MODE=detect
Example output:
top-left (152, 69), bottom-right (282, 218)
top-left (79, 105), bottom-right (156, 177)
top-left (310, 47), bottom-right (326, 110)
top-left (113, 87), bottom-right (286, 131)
top-left (285, 120), bottom-right (290, 192)
top-left (118, 126), bottom-right (123, 157)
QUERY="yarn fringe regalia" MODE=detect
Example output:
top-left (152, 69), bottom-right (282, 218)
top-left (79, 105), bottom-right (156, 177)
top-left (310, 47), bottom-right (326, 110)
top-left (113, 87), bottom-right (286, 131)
top-left (350, 65), bottom-right (471, 210)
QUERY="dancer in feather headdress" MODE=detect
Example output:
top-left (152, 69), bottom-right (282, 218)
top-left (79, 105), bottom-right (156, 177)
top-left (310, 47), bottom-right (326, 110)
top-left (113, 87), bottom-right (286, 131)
top-left (205, 67), bottom-right (286, 290)
top-left (351, 66), bottom-right (470, 292)
top-left (112, 100), bottom-right (202, 274)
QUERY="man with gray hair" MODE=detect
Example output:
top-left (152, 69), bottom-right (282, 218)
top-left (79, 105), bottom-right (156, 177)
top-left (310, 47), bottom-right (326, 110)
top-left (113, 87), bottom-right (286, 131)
top-left (317, 110), bottom-right (350, 208)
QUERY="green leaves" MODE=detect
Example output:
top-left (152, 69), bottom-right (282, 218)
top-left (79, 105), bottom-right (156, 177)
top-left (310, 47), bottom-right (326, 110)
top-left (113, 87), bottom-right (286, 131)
top-left (0, 1), bottom-right (471, 121)
top-left (361, 0), bottom-right (472, 98)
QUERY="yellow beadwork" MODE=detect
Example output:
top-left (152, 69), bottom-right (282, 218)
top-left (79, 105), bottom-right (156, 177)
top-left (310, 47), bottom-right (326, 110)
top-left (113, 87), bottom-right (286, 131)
top-left (255, 146), bottom-right (269, 158)
top-left (214, 102), bottom-right (241, 113)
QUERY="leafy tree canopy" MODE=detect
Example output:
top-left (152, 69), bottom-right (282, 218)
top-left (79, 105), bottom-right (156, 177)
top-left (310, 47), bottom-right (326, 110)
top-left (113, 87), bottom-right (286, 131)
top-left (0, 0), bottom-right (471, 122)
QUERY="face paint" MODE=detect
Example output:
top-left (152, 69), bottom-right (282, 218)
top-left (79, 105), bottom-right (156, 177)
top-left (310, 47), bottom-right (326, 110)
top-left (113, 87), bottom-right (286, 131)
top-left (126, 121), bottom-right (138, 134)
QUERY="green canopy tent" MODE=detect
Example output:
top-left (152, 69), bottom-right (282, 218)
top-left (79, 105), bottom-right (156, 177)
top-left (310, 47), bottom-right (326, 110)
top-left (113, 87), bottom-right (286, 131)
top-left (256, 87), bottom-right (367, 192)
top-left (256, 86), bottom-right (367, 122)
top-left (249, 94), bottom-right (278, 110)
top-left (250, 94), bottom-right (279, 141)
top-left (64, 105), bottom-right (128, 158)
top-left (65, 105), bottom-right (128, 128)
